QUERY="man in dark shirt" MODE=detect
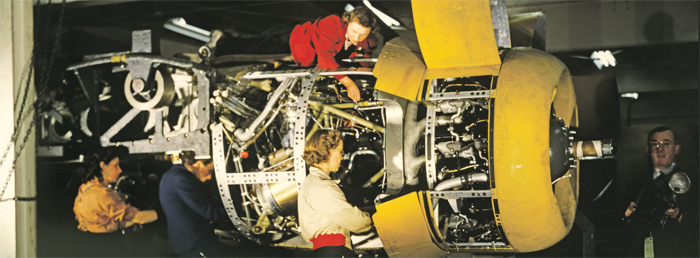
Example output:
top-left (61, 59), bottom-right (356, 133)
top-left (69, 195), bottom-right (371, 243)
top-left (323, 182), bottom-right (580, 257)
top-left (159, 151), bottom-right (227, 257)
top-left (623, 126), bottom-right (698, 257)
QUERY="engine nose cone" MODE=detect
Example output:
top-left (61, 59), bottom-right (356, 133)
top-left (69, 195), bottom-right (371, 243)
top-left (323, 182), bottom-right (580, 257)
top-left (549, 112), bottom-right (572, 181)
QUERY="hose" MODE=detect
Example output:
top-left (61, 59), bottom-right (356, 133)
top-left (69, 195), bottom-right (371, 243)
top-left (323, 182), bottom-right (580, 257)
top-left (347, 150), bottom-right (380, 172)
top-left (433, 173), bottom-right (488, 191)
top-left (234, 77), bottom-right (295, 142)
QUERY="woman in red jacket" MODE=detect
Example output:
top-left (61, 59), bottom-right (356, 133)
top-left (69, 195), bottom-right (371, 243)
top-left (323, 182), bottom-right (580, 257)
top-left (289, 6), bottom-right (378, 102)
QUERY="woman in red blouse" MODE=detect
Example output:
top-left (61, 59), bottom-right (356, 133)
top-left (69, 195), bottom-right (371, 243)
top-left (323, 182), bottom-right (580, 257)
top-left (289, 6), bottom-right (378, 102)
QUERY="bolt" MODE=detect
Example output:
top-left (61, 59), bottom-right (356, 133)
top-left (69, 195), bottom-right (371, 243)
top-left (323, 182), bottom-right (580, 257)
top-left (167, 137), bottom-right (171, 142)
top-left (132, 78), bottom-right (145, 93)
top-left (149, 139), bottom-right (154, 144)
top-left (184, 133), bottom-right (189, 138)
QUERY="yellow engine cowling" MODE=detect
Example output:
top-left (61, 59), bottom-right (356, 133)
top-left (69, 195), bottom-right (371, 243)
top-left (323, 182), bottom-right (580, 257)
top-left (373, 48), bottom-right (578, 255)
top-left (372, 0), bottom-right (579, 255)
top-left (492, 47), bottom-right (578, 252)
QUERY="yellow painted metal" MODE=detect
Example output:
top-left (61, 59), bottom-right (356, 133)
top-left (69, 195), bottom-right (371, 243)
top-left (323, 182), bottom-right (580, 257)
top-left (373, 192), bottom-right (448, 257)
top-left (111, 54), bottom-right (126, 63)
top-left (491, 47), bottom-right (578, 252)
top-left (373, 37), bottom-right (427, 101)
top-left (412, 0), bottom-right (501, 79)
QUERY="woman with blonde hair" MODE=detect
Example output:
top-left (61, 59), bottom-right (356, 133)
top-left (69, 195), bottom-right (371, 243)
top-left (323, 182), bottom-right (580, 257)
top-left (298, 130), bottom-right (373, 257)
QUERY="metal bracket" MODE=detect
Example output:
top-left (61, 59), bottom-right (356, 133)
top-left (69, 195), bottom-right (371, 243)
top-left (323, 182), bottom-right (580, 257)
top-left (425, 104), bottom-right (437, 189)
top-left (241, 67), bottom-right (373, 80)
top-left (430, 190), bottom-right (493, 199)
top-left (382, 100), bottom-right (405, 195)
top-left (194, 68), bottom-right (211, 129)
top-left (490, 0), bottom-right (511, 49)
top-left (293, 69), bottom-right (321, 187)
top-left (428, 90), bottom-right (492, 101)
top-left (211, 123), bottom-right (259, 243)
top-left (226, 172), bottom-right (296, 184)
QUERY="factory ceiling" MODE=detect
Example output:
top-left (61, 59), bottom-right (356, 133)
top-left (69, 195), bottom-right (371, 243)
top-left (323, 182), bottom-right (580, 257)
top-left (41, 0), bottom-right (698, 125)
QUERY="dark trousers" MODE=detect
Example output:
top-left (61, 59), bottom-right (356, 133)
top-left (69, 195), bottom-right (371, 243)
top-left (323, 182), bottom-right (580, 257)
top-left (312, 245), bottom-right (356, 258)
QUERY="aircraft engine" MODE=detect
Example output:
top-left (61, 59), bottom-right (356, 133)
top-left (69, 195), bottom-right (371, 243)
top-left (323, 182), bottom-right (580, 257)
top-left (42, 1), bottom-right (617, 257)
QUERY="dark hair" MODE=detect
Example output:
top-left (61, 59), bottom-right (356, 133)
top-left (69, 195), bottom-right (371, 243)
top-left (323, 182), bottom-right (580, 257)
top-left (303, 130), bottom-right (343, 166)
top-left (83, 146), bottom-right (128, 182)
top-left (179, 151), bottom-right (196, 166)
top-left (647, 126), bottom-right (679, 143)
top-left (342, 6), bottom-right (379, 33)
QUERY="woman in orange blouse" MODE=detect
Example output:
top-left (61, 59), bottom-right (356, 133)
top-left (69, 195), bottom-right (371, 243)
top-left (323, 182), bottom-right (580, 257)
top-left (73, 146), bottom-right (157, 233)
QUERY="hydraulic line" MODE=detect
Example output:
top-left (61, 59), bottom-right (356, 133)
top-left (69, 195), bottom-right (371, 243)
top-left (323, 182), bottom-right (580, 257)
top-left (434, 173), bottom-right (488, 191)
top-left (465, 119), bottom-right (488, 131)
top-left (347, 150), bottom-right (381, 172)
top-left (443, 164), bottom-right (478, 173)
top-left (234, 77), bottom-right (295, 142)
top-left (306, 101), bottom-right (385, 141)
top-left (224, 97), bottom-right (259, 117)
top-left (362, 168), bottom-right (386, 188)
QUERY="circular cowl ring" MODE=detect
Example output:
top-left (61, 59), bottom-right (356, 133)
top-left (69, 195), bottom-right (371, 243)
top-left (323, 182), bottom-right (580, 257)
top-left (124, 67), bottom-right (175, 110)
top-left (493, 47), bottom-right (579, 252)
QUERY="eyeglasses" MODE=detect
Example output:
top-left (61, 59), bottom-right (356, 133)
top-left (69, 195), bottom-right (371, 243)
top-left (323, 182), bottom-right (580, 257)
top-left (649, 141), bottom-right (674, 149)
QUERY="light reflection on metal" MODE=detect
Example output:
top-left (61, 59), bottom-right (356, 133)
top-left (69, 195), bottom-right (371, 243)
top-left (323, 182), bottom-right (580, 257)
top-left (363, 0), bottom-right (401, 27)
top-left (621, 93), bottom-right (639, 99)
top-left (163, 17), bottom-right (211, 42)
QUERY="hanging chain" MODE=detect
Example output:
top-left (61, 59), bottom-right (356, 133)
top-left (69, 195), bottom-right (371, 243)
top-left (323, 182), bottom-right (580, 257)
top-left (0, 0), bottom-right (66, 202)
top-left (0, 0), bottom-right (44, 201)
top-left (38, 0), bottom-right (65, 100)
top-left (0, 0), bottom-right (43, 173)
top-left (0, 113), bottom-right (38, 202)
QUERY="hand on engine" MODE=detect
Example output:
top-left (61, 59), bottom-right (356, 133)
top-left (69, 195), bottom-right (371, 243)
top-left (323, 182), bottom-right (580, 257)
top-left (339, 76), bottom-right (361, 102)
top-left (360, 205), bottom-right (377, 215)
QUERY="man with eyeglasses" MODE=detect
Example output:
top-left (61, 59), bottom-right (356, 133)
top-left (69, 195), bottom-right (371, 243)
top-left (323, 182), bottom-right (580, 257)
top-left (623, 126), bottom-right (698, 257)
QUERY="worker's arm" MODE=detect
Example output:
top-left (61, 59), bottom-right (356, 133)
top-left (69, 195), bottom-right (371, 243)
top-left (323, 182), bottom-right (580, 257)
top-left (315, 16), bottom-right (343, 71)
top-left (124, 209), bottom-right (158, 228)
top-left (339, 76), bottom-right (361, 102)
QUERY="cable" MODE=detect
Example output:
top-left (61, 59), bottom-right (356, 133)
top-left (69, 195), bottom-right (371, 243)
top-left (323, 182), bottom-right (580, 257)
top-left (443, 164), bottom-right (478, 173)
top-left (551, 174), bottom-right (572, 185)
